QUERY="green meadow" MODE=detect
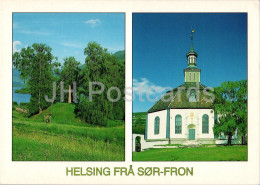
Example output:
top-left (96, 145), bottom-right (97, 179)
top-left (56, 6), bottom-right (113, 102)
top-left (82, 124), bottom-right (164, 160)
top-left (133, 145), bottom-right (247, 161)
top-left (12, 103), bottom-right (125, 161)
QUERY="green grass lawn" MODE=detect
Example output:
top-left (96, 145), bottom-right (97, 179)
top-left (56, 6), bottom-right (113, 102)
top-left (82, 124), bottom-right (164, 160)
top-left (12, 103), bottom-right (125, 161)
top-left (133, 146), bottom-right (247, 161)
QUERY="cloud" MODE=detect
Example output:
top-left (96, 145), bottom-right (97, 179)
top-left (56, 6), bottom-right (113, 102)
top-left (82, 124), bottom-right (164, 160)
top-left (13, 41), bottom-right (22, 53)
top-left (61, 42), bottom-right (83, 48)
top-left (18, 30), bottom-right (50, 36)
top-left (133, 78), bottom-right (172, 98)
top-left (84, 19), bottom-right (101, 28)
top-left (13, 22), bottom-right (19, 29)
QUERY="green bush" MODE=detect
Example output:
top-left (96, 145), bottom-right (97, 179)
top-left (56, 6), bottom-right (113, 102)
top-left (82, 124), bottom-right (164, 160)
top-left (132, 125), bottom-right (145, 134)
top-left (20, 102), bottom-right (29, 106)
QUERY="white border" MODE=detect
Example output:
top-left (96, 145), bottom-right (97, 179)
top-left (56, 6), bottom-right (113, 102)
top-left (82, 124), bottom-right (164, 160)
top-left (0, 0), bottom-right (259, 184)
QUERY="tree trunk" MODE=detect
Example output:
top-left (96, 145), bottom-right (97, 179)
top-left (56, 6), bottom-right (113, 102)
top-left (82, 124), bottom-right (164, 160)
top-left (68, 84), bottom-right (71, 103)
top-left (39, 106), bottom-right (42, 113)
top-left (38, 58), bottom-right (42, 112)
top-left (242, 135), bottom-right (246, 145)
top-left (228, 134), bottom-right (232, 145)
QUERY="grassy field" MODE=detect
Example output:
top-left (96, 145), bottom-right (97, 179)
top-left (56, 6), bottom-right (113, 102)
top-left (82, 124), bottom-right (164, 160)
top-left (133, 146), bottom-right (247, 161)
top-left (12, 103), bottom-right (125, 161)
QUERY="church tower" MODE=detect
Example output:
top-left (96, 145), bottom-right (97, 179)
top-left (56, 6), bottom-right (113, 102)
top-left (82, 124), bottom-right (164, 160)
top-left (184, 30), bottom-right (201, 83)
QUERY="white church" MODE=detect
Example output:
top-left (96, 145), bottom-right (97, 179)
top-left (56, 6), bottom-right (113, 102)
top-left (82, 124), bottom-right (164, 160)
top-left (133, 32), bottom-right (241, 152)
top-left (144, 32), bottom-right (216, 145)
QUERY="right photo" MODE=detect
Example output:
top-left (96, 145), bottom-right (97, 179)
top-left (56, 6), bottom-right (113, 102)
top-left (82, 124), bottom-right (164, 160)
top-left (132, 13), bottom-right (247, 161)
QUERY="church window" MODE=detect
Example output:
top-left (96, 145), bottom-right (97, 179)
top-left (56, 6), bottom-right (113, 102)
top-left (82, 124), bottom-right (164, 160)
top-left (194, 73), bottom-right (195, 80)
top-left (202, 114), bottom-right (209, 133)
top-left (154, 116), bottom-right (160, 135)
top-left (175, 115), bottom-right (182, 134)
top-left (189, 73), bottom-right (191, 81)
top-left (189, 89), bottom-right (196, 102)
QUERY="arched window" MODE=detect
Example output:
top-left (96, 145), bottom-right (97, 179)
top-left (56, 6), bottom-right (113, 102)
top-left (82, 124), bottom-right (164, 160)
top-left (175, 115), bottom-right (182, 134)
top-left (202, 114), bottom-right (209, 133)
top-left (189, 89), bottom-right (196, 102)
top-left (194, 73), bottom-right (196, 81)
top-left (154, 116), bottom-right (160, 135)
top-left (189, 72), bottom-right (191, 81)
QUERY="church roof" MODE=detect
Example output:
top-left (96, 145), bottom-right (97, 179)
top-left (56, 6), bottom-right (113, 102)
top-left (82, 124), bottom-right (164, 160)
top-left (147, 82), bottom-right (213, 113)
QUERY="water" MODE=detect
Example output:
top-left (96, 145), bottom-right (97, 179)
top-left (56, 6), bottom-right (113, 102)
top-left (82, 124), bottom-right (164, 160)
top-left (12, 87), bottom-right (31, 104)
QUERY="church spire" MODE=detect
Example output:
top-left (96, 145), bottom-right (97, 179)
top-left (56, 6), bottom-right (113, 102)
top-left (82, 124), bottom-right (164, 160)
top-left (184, 29), bottom-right (201, 83)
top-left (186, 29), bottom-right (198, 67)
top-left (190, 29), bottom-right (195, 52)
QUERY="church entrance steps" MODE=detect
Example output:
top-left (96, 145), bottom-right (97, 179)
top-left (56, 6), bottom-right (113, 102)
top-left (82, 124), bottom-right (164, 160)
top-left (182, 140), bottom-right (201, 146)
top-left (152, 145), bottom-right (178, 149)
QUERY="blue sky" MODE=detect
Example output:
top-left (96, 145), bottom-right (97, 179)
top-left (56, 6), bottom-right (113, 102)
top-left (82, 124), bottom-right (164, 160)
top-left (13, 13), bottom-right (125, 65)
top-left (133, 13), bottom-right (247, 113)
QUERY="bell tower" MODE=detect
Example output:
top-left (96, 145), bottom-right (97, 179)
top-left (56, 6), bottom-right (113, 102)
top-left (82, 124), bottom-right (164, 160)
top-left (184, 29), bottom-right (201, 83)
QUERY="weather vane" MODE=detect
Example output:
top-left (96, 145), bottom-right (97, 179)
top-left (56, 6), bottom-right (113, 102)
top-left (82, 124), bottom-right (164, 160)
top-left (191, 29), bottom-right (195, 41)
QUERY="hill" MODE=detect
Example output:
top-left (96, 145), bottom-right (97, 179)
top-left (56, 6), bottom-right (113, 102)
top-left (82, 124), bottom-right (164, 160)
top-left (12, 102), bottom-right (125, 161)
top-left (114, 50), bottom-right (125, 62)
top-left (31, 103), bottom-right (85, 126)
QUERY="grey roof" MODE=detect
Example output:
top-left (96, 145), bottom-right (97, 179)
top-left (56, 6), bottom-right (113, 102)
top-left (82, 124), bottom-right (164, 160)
top-left (147, 82), bottom-right (213, 113)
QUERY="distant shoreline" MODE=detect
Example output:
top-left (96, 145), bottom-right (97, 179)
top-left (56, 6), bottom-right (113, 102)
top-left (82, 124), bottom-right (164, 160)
top-left (14, 87), bottom-right (30, 94)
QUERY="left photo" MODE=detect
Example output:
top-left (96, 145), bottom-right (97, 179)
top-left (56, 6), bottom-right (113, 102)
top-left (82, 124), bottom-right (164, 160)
top-left (12, 13), bottom-right (125, 161)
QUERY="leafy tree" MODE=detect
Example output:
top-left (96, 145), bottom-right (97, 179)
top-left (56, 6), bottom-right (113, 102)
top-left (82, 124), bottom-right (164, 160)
top-left (76, 42), bottom-right (125, 126)
top-left (235, 80), bottom-right (247, 144)
top-left (13, 51), bottom-right (30, 84)
top-left (213, 80), bottom-right (247, 145)
top-left (84, 42), bottom-right (108, 64)
top-left (135, 117), bottom-right (146, 125)
top-left (13, 43), bottom-right (60, 114)
top-left (60, 57), bottom-right (80, 103)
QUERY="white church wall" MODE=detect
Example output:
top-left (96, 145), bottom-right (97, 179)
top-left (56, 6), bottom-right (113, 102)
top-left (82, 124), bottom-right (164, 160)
top-left (169, 109), bottom-right (215, 140)
top-left (147, 110), bottom-right (167, 140)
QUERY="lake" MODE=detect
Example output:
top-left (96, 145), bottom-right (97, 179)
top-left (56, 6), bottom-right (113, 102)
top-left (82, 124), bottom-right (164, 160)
top-left (13, 87), bottom-right (31, 104)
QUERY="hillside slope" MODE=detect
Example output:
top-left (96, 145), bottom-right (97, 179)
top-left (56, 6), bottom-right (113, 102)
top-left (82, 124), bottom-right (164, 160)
top-left (32, 103), bottom-right (84, 126)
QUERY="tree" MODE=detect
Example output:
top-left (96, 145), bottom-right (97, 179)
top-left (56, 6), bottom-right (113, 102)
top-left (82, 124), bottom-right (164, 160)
top-left (235, 80), bottom-right (247, 145)
top-left (13, 43), bottom-right (60, 114)
top-left (213, 80), bottom-right (247, 145)
top-left (76, 42), bottom-right (125, 126)
top-left (13, 51), bottom-right (30, 84)
top-left (60, 57), bottom-right (80, 103)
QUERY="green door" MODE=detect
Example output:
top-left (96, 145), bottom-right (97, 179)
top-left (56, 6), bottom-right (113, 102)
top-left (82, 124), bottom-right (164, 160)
top-left (189, 129), bottom-right (195, 140)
